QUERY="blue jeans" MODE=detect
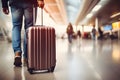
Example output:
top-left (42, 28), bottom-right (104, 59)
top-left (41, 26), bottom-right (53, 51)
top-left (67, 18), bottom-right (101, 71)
top-left (92, 33), bottom-right (96, 40)
top-left (68, 34), bottom-right (72, 43)
top-left (10, 3), bottom-right (36, 58)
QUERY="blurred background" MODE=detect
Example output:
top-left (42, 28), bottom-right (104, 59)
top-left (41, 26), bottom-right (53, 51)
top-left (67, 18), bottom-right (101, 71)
top-left (0, 0), bottom-right (120, 41)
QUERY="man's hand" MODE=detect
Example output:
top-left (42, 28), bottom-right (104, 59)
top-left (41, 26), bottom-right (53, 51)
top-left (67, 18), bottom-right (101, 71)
top-left (37, 1), bottom-right (44, 9)
top-left (2, 8), bottom-right (9, 15)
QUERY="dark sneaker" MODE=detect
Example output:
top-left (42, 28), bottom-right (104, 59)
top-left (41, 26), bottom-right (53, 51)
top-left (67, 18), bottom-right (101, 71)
top-left (14, 52), bottom-right (22, 67)
top-left (14, 57), bottom-right (22, 67)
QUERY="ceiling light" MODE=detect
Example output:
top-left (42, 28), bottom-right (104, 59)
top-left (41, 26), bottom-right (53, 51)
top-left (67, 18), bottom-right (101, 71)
top-left (101, 0), bottom-right (106, 1)
top-left (92, 5), bottom-right (102, 12)
top-left (110, 12), bottom-right (120, 18)
top-left (86, 13), bottom-right (93, 18)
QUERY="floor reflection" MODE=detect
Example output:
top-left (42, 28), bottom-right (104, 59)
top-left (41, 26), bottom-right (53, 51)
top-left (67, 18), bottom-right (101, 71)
top-left (0, 39), bottom-right (120, 80)
top-left (13, 66), bottom-right (56, 80)
top-left (14, 67), bottom-right (22, 80)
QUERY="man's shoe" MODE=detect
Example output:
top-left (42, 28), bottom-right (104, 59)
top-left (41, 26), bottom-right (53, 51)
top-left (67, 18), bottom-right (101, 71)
top-left (14, 52), bottom-right (22, 67)
top-left (22, 58), bottom-right (27, 66)
top-left (14, 57), bottom-right (22, 67)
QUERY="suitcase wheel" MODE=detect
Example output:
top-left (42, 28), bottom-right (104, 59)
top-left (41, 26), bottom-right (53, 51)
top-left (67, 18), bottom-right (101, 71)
top-left (48, 66), bottom-right (55, 72)
top-left (28, 68), bottom-right (34, 74)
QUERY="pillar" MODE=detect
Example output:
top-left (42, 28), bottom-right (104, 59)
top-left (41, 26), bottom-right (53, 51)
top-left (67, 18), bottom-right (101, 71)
top-left (95, 18), bottom-right (99, 40)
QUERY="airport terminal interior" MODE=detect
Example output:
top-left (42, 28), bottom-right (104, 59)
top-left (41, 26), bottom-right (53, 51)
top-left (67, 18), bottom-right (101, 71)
top-left (0, 0), bottom-right (120, 80)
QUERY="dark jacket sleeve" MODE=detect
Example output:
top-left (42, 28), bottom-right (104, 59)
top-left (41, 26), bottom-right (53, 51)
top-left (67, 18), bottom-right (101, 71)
top-left (1, 0), bottom-right (9, 8)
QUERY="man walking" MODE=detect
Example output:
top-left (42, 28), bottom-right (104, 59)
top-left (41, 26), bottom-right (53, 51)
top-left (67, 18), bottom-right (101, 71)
top-left (1, 0), bottom-right (44, 67)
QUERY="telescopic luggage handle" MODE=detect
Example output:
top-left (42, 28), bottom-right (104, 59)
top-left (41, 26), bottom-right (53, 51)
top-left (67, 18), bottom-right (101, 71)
top-left (41, 9), bottom-right (43, 26)
top-left (33, 7), bottom-right (43, 26)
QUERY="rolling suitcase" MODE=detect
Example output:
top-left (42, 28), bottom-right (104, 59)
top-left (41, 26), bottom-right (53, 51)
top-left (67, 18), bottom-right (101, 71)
top-left (27, 9), bottom-right (56, 74)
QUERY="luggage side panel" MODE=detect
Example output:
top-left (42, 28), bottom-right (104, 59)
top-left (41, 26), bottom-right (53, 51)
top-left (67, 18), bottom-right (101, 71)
top-left (40, 28), bottom-right (48, 69)
top-left (50, 28), bottom-right (56, 67)
top-left (28, 27), bottom-right (35, 69)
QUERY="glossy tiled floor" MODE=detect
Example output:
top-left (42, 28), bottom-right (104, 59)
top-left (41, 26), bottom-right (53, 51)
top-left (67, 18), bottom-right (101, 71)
top-left (0, 39), bottom-right (120, 80)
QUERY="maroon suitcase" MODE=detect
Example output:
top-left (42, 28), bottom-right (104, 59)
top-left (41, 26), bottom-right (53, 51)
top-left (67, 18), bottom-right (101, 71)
top-left (27, 26), bottom-right (56, 74)
top-left (27, 9), bottom-right (56, 74)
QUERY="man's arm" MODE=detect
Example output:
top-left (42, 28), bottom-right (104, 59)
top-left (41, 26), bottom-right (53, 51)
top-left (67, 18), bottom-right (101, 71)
top-left (1, 0), bottom-right (9, 15)
top-left (37, 0), bottom-right (44, 8)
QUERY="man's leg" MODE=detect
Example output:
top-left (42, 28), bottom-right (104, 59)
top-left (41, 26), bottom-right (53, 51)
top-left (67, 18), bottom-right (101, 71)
top-left (11, 7), bottom-right (23, 66)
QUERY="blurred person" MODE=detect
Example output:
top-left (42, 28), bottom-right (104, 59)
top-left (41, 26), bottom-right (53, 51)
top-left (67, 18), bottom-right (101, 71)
top-left (1, 0), bottom-right (44, 67)
top-left (77, 30), bottom-right (81, 38)
top-left (98, 27), bottom-right (103, 40)
top-left (91, 26), bottom-right (96, 40)
top-left (66, 23), bottom-right (74, 43)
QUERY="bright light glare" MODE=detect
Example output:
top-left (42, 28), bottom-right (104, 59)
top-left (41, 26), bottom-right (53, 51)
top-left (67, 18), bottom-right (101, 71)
top-left (86, 13), bottom-right (93, 18)
top-left (110, 12), bottom-right (120, 18)
top-left (92, 5), bottom-right (102, 12)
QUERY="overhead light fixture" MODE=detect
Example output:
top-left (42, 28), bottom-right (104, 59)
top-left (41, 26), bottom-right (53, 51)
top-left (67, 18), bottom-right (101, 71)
top-left (86, 13), bottom-right (93, 18)
top-left (101, 0), bottom-right (106, 1)
top-left (92, 5), bottom-right (102, 12)
top-left (110, 12), bottom-right (120, 18)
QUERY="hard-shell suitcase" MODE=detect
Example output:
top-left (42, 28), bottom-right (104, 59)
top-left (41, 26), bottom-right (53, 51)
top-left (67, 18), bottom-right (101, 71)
top-left (27, 9), bottom-right (56, 74)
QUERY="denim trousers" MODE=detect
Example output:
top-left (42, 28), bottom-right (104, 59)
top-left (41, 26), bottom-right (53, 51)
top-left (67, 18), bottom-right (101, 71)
top-left (68, 34), bottom-right (72, 43)
top-left (10, 4), bottom-right (36, 58)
